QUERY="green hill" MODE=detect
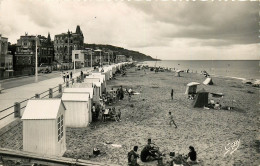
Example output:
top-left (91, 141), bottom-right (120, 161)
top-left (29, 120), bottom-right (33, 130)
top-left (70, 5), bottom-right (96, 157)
top-left (84, 44), bottom-right (157, 61)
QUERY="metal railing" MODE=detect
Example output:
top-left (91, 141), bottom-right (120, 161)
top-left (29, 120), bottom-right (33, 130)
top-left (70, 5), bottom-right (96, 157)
top-left (0, 76), bottom-right (83, 124)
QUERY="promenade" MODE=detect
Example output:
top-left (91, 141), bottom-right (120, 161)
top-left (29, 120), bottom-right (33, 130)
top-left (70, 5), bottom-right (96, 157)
top-left (0, 68), bottom-right (91, 130)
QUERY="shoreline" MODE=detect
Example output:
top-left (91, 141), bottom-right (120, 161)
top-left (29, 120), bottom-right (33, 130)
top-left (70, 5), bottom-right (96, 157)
top-left (139, 63), bottom-right (260, 83)
top-left (141, 60), bottom-right (260, 81)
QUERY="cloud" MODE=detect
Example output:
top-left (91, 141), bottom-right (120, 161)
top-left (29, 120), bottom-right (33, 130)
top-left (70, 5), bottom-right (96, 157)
top-left (0, 0), bottom-right (258, 60)
top-left (127, 1), bottom-right (259, 46)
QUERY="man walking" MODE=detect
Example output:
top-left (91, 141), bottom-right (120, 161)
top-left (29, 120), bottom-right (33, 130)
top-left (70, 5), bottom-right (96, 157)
top-left (169, 112), bottom-right (177, 128)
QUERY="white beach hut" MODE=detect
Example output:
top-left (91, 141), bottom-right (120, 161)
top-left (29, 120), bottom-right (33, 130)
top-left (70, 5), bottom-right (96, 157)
top-left (63, 88), bottom-right (94, 123)
top-left (62, 93), bottom-right (90, 127)
top-left (22, 99), bottom-right (66, 156)
top-left (89, 73), bottom-right (106, 90)
top-left (74, 82), bottom-right (101, 103)
top-left (84, 77), bottom-right (103, 96)
top-left (185, 82), bottom-right (200, 95)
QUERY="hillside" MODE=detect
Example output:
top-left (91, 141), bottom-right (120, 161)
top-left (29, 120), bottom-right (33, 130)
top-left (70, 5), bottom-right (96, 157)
top-left (84, 44), bottom-right (157, 61)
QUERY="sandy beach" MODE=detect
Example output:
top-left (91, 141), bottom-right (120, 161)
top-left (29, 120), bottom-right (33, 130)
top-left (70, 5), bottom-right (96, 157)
top-left (62, 66), bottom-right (259, 166)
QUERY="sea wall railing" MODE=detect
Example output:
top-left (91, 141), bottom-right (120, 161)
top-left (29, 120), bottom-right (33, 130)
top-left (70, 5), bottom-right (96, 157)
top-left (0, 76), bottom-right (84, 128)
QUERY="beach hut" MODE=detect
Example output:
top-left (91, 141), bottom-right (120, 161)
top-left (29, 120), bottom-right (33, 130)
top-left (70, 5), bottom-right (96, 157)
top-left (63, 88), bottom-right (94, 122)
top-left (22, 99), bottom-right (66, 156)
top-left (85, 77), bottom-right (104, 95)
top-left (185, 82), bottom-right (200, 95)
top-left (90, 73), bottom-right (106, 86)
top-left (242, 79), bottom-right (253, 85)
top-left (175, 70), bottom-right (183, 77)
top-left (64, 88), bottom-right (94, 99)
top-left (253, 80), bottom-right (260, 87)
top-left (62, 93), bottom-right (90, 127)
top-left (203, 77), bottom-right (214, 85)
top-left (192, 89), bottom-right (209, 108)
top-left (72, 83), bottom-right (100, 104)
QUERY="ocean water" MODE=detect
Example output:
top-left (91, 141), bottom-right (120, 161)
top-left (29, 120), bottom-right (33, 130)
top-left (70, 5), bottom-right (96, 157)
top-left (142, 60), bottom-right (259, 80)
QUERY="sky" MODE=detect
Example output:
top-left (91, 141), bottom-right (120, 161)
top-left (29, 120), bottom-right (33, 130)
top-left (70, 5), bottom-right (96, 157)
top-left (0, 0), bottom-right (258, 60)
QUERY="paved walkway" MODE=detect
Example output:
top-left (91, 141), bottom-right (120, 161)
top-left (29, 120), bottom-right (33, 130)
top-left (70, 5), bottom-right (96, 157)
top-left (0, 68), bottom-right (91, 129)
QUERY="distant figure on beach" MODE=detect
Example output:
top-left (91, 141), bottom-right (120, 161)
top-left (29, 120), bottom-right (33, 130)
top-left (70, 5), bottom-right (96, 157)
top-left (169, 112), bottom-right (177, 128)
top-left (62, 72), bottom-right (66, 83)
top-left (119, 86), bottom-right (124, 100)
top-left (96, 105), bottom-right (100, 120)
top-left (70, 71), bottom-right (73, 80)
top-left (128, 146), bottom-right (140, 166)
top-left (92, 105), bottom-right (96, 121)
top-left (184, 146), bottom-right (197, 163)
top-left (140, 139), bottom-right (162, 162)
top-left (117, 108), bottom-right (121, 121)
top-left (127, 88), bottom-right (133, 101)
top-left (171, 89), bottom-right (174, 100)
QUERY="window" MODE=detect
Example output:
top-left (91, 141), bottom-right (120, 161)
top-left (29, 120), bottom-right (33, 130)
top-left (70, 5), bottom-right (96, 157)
top-left (58, 114), bottom-right (64, 141)
top-left (75, 54), bottom-right (79, 59)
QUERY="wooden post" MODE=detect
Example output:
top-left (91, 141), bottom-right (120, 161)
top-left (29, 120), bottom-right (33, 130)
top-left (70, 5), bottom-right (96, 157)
top-left (59, 84), bottom-right (62, 93)
top-left (35, 93), bottom-right (40, 98)
top-left (49, 88), bottom-right (53, 98)
top-left (14, 102), bottom-right (20, 118)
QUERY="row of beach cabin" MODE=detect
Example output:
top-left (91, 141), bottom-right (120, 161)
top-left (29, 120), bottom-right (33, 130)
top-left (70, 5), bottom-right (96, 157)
top-left (21, 62), bottom-right (132, 156)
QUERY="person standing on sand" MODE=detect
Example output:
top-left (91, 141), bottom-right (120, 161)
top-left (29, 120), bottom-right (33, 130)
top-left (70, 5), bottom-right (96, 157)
top-left (169, 112), bottom-right (177, 128)
top-left (171, 89), bottom-right (174, 100)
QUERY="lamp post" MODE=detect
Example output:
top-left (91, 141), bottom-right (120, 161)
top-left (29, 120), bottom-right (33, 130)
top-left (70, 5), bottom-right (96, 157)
top-left (73, 45), bottom-right (76, 74)
top-left (91, 50), bottom-right (93, 68)
top-left (85, 48), bottom-right (93, 68)
top-left (67, 30), bottom-right (71, 67)
top-left (105, 52), bottom-right (110, 65)
top-left (94, 49), bottom-right (102, 67)
top-left (35, 35), bottom-right (38, 82)
top-left (108, 52), bottom-right (110, 65)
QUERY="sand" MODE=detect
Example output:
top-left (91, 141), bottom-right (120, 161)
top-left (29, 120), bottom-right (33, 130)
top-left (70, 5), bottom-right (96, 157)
top-left (63, 66), bottom-right (259, 166)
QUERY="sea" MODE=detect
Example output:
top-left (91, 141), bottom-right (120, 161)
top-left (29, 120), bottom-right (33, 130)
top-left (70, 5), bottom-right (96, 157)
top-left (142, 60), bottom-right (259, 80)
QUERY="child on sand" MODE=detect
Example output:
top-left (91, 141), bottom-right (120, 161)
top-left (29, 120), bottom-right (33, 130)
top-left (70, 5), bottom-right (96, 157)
top-left (169, 112), bottom-right (177, 128)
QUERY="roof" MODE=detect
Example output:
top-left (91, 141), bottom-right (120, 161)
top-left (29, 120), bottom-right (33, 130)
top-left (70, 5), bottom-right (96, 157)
top-left (62, 93), bottom-right (89, 102)
top-left (22, 99), bottom-right (65, 120)
top-left (187, 82), bottom-right (200, 86)
top-left (93, 82), bottom-right (101, 87)
top-left (84, 77), bottom-right (101, 83)
top-left (64, 88), bottom-right (93, 98)
top-left (88, 75), bottom-right (105, 82)
top-left (197, 88), bottom-right (208, 93)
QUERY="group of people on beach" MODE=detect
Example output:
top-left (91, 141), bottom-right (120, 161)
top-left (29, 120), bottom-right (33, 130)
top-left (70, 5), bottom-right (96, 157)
top-left (61, 71), bottom-right (73, 83)
top-left (128, 139), bottom-right (197, 166)
top-left (92, 103), bottom-right (122, 122)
